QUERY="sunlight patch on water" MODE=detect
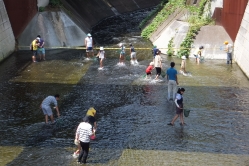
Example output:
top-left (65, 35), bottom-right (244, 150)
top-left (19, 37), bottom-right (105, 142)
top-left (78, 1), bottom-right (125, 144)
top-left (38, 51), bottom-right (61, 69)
top-left (0, 146), bottom-right (23, 166)
top-left (10, 60), bottom-right (92, 84)
top-left (117, 149), bottom-right (249, 166)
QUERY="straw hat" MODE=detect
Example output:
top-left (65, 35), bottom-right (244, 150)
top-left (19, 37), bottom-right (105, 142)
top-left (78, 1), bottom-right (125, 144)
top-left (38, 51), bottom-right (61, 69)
top-left (224, 41), bottom-right (228, 44)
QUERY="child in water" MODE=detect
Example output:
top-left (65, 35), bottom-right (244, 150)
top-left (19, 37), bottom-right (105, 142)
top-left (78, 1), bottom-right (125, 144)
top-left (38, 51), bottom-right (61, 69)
top-left (96, 46), bottom-right (105, 69)
top-left (145, 62), bottom-right (154, 79)
top-left (118, 43), bottom-right (125, 64)
top-left (180, 56), bottom-right (187, 75)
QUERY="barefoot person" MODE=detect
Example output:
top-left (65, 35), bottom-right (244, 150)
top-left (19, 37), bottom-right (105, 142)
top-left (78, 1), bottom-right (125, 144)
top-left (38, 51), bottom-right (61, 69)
top-left (168, 88), bottom-right (186, 126)
top-left (145, 62), bottom-right (154, 79)
top-left (166, 62), bottom-right (178, 101)
top-left (40, 94), bottom-right (60, 124)
top-left (96, 47), bottom-right (105, 69)
top-left (180, 56), bottom-right (187, 75)
top-left (129, 43), bottom-right (137, 64)
top-left (75, 116), bottom-right (93, 164)
top-left (194, 46), bottom-right (204, 64)
top-left (119, 43), bottom-right (125, 64)
top-left (85, 33), bottom-right (94, 59)
top-left (30, 38), bottom-right (39, 62)
top-left (37, 35), bottom-right (46, 61)
top-left (154, 50), bottom-right (162, 80)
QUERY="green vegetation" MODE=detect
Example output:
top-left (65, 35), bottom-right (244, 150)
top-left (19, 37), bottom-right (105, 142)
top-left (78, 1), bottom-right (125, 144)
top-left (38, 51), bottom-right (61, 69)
top-left (141, 0), bottom-right (185, 39)
top-left (177, 0), bottom-right (212, 58)
top-left (39, 7), bottom-right (45, 12)
top-left (167, 37), bottom-right (174, 56)
top-left (140, 0), bottom-right (213, 58)
top-left (139, 0), bottom-right (169, 29)
top-left (49, 0), bottom-right (62, 8)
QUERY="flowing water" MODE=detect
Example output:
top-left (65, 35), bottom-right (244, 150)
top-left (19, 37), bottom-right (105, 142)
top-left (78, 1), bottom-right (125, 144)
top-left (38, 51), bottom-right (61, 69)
top-left (1, 8), bottom-right (249, 166)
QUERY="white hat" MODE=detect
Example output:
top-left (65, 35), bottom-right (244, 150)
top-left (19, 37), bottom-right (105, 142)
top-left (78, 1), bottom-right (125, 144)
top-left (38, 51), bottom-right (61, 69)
top-left (119, 43), bottom-right (123, 47)
top-left (87, 33), bottom-right (91, 37)
top-left (150, 62), bottom-right (154, 65)
top-left (181, 56), bottom-right (186, 60)
top-left (100, 47), bottom-right (104, 50)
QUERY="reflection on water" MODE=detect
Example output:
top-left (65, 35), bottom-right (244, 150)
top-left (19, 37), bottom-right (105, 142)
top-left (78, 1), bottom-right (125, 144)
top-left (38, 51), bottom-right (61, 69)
top-left (1, 8), bottom-right (249, 166)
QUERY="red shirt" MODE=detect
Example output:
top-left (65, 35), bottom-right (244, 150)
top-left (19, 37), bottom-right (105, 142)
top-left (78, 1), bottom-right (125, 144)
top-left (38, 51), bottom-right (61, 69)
top-left (146, 65), bottom-right (153, 73)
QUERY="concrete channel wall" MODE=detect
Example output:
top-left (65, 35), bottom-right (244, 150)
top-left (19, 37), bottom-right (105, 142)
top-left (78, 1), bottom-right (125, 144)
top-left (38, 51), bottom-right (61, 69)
top-left (0, 0), bottom-right (15, 62)
top-left (234, 1), bottom-right (249, 78)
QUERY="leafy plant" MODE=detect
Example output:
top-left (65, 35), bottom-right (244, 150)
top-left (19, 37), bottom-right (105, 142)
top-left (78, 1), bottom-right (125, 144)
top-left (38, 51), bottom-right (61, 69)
top-left (49, 0), bottom-right (62, 8)
top-left (167, 37), bottom-right (174, 56)
top-left (39, 7), bottom-right (45, 12)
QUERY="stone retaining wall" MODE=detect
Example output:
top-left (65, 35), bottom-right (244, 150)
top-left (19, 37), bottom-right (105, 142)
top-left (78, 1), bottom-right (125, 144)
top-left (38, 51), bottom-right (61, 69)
top-left (234, 1), bottom-right (249, 78)
top-left (0, 0), bottom-right (15, 62)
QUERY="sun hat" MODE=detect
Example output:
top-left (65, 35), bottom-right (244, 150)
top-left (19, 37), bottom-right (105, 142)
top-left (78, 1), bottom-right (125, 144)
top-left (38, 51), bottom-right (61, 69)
top-left (150, 62), bottom-right (154, 66)
top-left (224, 41), bottom-right (228, 44)
top-left (181, 56), bottom-right (186, 59)
top-left (87, 33), bottom-right (91, 37)
top-left (100, 47), bottom-right (104, 50)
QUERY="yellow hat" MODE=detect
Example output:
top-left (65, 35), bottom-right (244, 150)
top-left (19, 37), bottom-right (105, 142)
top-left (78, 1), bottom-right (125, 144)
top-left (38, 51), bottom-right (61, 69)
top-left (86, 107), bottom-right (96, 116)
top-left (224, 41), bottom-right (229, 44)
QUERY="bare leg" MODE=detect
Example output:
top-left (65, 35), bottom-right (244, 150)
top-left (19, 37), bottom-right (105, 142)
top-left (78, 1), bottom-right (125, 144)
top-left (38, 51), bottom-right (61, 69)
top-left (171, 114), bottom-right (179, 125)
top-left (50, 114), bottom-right (54, 123)
top-left (180, 112), bottom-right (184, 125)
top-left (45, 115), bottom-right (48, 124)
top-left (32, 56), bottom-right (36, 62)
top-left (43, 54), bottom-right (46, 60)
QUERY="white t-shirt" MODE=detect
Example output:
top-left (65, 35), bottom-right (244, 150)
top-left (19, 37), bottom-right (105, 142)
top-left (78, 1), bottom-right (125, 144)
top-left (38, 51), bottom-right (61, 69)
top-left (85, 37), bottom-right (93, 47)
top-left (99, 51), bottom-right (105, 59)
top-left (76, 122), bottom-right (92, 142)
top-left (226, 44), bottom-right (233, 53)
top-left (154, 55), bottom-right (162, 67)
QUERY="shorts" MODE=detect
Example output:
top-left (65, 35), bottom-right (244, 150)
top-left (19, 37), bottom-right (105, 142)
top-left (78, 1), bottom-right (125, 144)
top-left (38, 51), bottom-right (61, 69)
top-left (146, 72), bottom-right (151, 75)
top-left (176, 104), bottom-right (183, 114)
top-left (120, 51), bottom-right (125, 56)
top-left (86, 47), bottom-right (93, 52)
top-left (155, 67), bottom-right (161, 75)
top-left (131, 52), bottom-right (136, 58)
top-left (32, 50), bottom-right (38, 56)
top-left (42, 105), bottom-right (53, 116)
top-left (37, 48), bottom-right (45, 55)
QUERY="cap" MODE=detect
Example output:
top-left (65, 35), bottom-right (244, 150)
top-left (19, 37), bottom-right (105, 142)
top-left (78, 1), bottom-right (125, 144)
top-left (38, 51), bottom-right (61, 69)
top-left (181, 56), bottom-right (186, 59)
top-left (100, 47), bottom-right (104, 50)
top-left (150, 62), bottom-right (154, 66)
top-left (224, 41), bottom-right (228, 44)
top-left (87, 33), bottom-right (91, 37)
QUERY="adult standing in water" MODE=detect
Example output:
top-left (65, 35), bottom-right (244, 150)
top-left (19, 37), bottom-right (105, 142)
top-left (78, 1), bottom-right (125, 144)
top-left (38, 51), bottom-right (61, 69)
top-left (129, 43), bottom-right (137, 64)
top-left (37, 35), bottom-right (46, 61)
top-left (75, 116), bottom-right (93, 164)
top-left (224, 41), bottom-right (233, 64)
top-left (85, 33), bottom-right (94, 59)
top-left (152, 45), bottom-right (158, 59)
top-left (166, 62), bottom-right (178, 101)
top-left (168, 87), bottom-right (186, 126)
top-left (154, 50), bottom-right (162, 80)
top-left (40, 94), bottom-right (60, 124)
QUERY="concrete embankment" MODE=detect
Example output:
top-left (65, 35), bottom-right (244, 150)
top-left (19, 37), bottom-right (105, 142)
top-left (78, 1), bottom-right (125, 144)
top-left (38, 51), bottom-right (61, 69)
top-left (0, 0), bottom-right (15, 62)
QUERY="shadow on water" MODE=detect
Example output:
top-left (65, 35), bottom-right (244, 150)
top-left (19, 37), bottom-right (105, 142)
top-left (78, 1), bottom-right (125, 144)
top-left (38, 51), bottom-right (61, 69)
top-left (1, 8), bottom-right (249, 166)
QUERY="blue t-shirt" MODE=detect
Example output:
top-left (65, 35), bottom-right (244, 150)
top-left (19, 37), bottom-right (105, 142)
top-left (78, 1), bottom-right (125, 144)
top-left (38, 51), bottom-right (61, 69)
top-left (166, 67), bottom-right (177, 80)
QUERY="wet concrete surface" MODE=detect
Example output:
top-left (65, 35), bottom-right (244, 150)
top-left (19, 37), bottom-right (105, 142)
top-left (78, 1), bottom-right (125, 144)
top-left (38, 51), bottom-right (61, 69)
top-left (1, 8), bottom-right (249, 166)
